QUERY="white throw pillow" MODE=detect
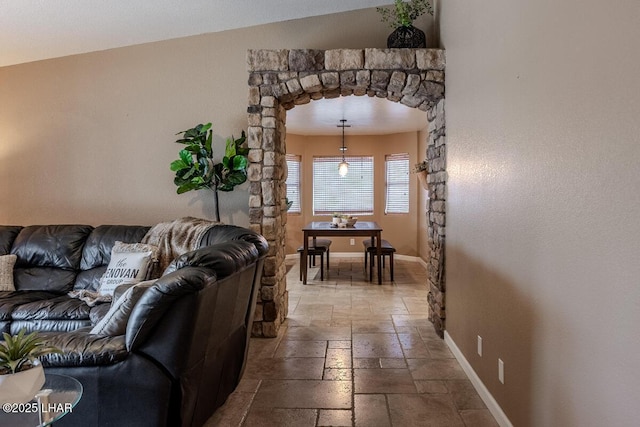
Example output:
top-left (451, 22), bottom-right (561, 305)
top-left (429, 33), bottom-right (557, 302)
top-left (0, 254), bottom-right (17, 291)
top-left (90, 280), bottom-right (154, 336)
top-left (112, 241), bottom-right (160, 280)
top-left (98, 250), bottom-right (153, 296)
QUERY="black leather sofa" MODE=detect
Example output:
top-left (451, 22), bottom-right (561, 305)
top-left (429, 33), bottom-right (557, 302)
top-left (0, 222), bottom-right (268, 427)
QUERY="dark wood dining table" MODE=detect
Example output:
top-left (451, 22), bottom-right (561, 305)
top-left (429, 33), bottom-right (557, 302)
top-left (301, 221), bottom-right (384, 285)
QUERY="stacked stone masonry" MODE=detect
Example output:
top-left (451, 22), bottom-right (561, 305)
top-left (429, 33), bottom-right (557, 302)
top-left (426, 99), bottom-right (446, 337)
top-left (247, 48), bottom-right (446, 337)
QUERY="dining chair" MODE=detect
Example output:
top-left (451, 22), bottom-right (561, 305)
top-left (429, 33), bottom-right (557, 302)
top-left (297, 239), bottom-right (332, 281)
top-left (362, 238), bottom-right (396, 281)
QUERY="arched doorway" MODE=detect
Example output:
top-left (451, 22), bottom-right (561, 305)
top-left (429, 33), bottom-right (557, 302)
top-left (246, 48), bottom-right (446, 338)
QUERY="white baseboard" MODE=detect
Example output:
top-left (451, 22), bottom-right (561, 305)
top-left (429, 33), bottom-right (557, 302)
top-left (286, 252), bottom-right (428, 269)
top-left (444, 331), bottom-right (513, 427)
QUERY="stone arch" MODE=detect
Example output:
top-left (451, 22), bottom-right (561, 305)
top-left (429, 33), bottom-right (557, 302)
top-left (246, 48), bottom-right (446, 338)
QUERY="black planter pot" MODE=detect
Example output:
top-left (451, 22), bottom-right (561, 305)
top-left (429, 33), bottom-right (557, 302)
top-left (387, 25), bottom-right (426, 48)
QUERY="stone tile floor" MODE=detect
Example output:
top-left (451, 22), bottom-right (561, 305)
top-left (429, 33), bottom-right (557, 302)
top-left (206, 258), bottom-right (499, 427)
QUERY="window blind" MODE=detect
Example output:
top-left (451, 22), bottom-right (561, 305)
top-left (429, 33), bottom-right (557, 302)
top-left (285, 154), bottom-right (301, 214)
top-left (385, 153), bottom-right (410, 214)
top-left (313, 156), bottom-right (374, 215)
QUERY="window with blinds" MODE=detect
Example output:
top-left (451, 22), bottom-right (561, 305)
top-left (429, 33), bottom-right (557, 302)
top-left (313, 156), bottom-right (374, 215)
top-left (285, 154), bottom-right (301, 214)
top-left (385, 153), bottom-right (410, 214)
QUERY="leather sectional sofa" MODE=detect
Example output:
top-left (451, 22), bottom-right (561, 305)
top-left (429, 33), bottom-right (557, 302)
top-left (0, 221), bottom-right (268, 427)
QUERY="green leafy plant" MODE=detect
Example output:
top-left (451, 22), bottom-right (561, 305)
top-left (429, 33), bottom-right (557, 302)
top-left (0, 329), bottom-right (61, 375)
top-left (377, 0), bottom-right (433, 28)
top-left (413, 160), bottom-right (428, 173)
top-left (170, 123), bottom-right (249, 221)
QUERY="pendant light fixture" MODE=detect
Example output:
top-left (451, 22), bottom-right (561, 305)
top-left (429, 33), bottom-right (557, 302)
top-left (337, 119), bottom-right (351, 177)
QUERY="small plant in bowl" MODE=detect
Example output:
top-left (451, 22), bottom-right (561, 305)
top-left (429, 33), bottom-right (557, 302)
top-left (332, 213), bottom-right (342, 226)
top-left (377, 0), bottom-right (434, 48)
top-left (0, 329), bottom-right (60, 374)
top-left (0, 329), bottom-right (61, 404)
top-left (377, 0), bottom-right (433, 29)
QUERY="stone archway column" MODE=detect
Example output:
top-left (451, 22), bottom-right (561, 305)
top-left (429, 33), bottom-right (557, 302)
top-left (246, 48), bottom-right (446, 338)
top-left (246, 89), bottom-right (289, 338)
top-left (427, 98), bottom-right (446, 337)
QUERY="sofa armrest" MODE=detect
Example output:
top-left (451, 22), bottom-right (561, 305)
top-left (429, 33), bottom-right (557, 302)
top-left (125, 241), bottom-right (261, 352)
top-left (125, 266), bottom-right (212, 352)
top-left (199, 224), bottom-right (269, 257)
top-left (163, 240), bottom-right (259, 279)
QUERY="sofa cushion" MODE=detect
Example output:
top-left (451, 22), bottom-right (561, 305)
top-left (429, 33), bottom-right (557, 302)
top-left (0, 226), bottom-right (22, 255)
top-left (39, 329), bottom-right (128, 367)
top-left (0, 291), bottom-right (61, 321)
top-left (11, 225), bottom-right (93, 292)
top-left (74, 225), bottom-right (150, 292)
top-left (10, 319), bottom-right (92, 334)
top-left (0, 254), bottom-right (17, 291)
top-left (12, 225), bottom-right (93, 269)
top-left (11, 295), bottom-right (92, 321)
top-left (13, 268), bottom-right (78, 293)
top-left (91, 281), bottom-right (154, 336)
top-left (80, 225), bottom-right (151, 271)
top-left (73, 268), bottom-right (107, 293)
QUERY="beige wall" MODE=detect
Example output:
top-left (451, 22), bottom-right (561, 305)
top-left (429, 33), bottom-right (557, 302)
top-left (0, 8), bottom-right (435, 226)
top-left (285, 132), bottom-right (421, 255)
top-left (7, 2), bottom-right (638, 423)
top-left (441, 0), bottom-right (640, 426)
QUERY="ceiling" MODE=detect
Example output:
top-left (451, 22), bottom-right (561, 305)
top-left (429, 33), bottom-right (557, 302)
top-left (286, 96), bottom-right (428, 135)
top-left (0, 0), bottom-right (392, 67)
top-left (0, 0), bottom-right (426, 134)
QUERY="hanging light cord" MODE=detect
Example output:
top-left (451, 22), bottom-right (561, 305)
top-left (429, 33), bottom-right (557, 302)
top-left (337, 119), bottom-right (351, 177)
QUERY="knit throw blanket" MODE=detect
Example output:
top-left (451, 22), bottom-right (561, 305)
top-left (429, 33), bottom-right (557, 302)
top-left (68, 289), bottom-right (112, 306)
top-left (141, 216), bottom-right (221, 275)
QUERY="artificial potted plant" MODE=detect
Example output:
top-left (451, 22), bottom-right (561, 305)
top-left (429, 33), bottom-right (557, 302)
top-left (0, 329), bottom-right (61, 404)
top-left (170, 123), bottom-right (249, 222)
top-left (414, 160), bottom-right (429, 190)
top-left (332, 213), bottom-right (341, 226)
top-left (377, 0), bottom-right (433, 48)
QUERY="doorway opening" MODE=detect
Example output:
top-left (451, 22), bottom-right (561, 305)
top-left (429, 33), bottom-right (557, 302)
top-left (246, 48), bottom-right (446, 338)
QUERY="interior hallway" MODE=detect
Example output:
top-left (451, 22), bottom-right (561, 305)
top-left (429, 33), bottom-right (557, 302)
top-left (208, 257), bottom-right (499, 426)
